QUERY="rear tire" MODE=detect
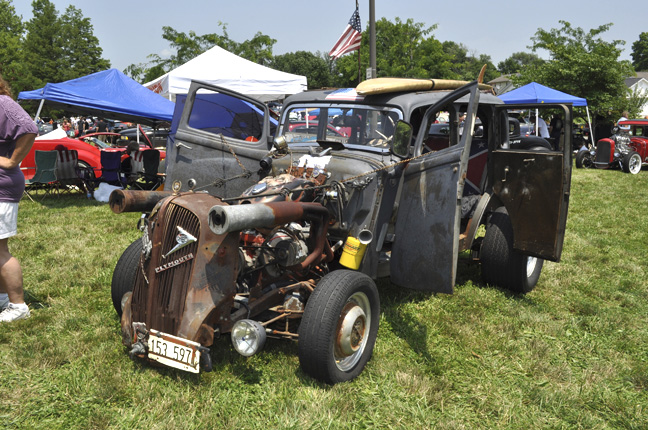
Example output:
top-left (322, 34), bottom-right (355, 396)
top-left (480, 207), bottom-right (543, 294)
top-left (298, 270), bottom-right (379, 384)
top-left (622, 151), bottom-right (642, 174)
top-left (111, 238), bottom-right (142, 316)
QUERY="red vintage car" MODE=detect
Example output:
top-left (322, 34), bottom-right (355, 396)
top-left (21, 129), bottom-right (166, 180)
top-left (576, 119), bottom-right (648, 174)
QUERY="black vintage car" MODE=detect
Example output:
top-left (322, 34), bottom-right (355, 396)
top-left (109, 78), bottom-right (573, 383)
top-left (119, 126), bottom-right (169, 147)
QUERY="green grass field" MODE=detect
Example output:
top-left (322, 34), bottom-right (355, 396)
top-left (2, 167), bottom-right (647, 429)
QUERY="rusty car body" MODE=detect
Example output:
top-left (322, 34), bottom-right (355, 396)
top-left (110, 78), bottom-right (573, 383)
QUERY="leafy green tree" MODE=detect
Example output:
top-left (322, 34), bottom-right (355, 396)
top-left (497, 52), bottom-right (544, 75)
top-left (631, 32), bottom-right (648, 71)
top-left (0, 0), bottom-right (31, 95)
top-left (143, 22), bottom-right (277, 71)
top-left (271, 51), bottom-right (332, 89)
top-left (442, 41), bottom-right (498, 82)
top-left (57, 5), bottom-right (110, 81)
top-left (133, 23), bottom-right (277, 81)
top-left (22, 0), bottom-right (109, 89)
top-left (334, 18), bottom-right (455, 87)
top-left (516, 21), bottom-right (635, 120)
top-left (22, 0), bottom-right (61, 89)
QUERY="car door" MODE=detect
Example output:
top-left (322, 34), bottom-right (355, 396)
top-left (166, 82), bottom-right (273, 198)
top-left (490, 104), bottom-right (572, 261)
top-left (390, 82), bottom-right (480, 293)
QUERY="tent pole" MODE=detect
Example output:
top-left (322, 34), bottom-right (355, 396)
top-left (34, 99), bottom-right (45, 121)
top-left (585, 107), bottom-right (594, 146)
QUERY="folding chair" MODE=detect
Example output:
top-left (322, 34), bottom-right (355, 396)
top-left (55, 149), bottom-right (87, 195)
top-left (20, 164), bottom-right (36, 202)
top-left (129, 149), bottom-right (163, 190)
top-left (25, 150), bottom-right (59, 199)
top-left (95, 150), bottom-right (127, 188)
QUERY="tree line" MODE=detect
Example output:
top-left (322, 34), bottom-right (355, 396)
top-left (3, 0), bottom-right (648, 122)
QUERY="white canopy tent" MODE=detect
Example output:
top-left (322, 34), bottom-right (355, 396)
top-left (144, 45), bottom-right (307, 102)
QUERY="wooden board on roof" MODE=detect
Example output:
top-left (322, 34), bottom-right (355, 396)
top-left (356, 77), bottom-right (493, 96)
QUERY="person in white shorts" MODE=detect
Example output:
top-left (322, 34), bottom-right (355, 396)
top-left (0, 74), bottom-right (37, 322)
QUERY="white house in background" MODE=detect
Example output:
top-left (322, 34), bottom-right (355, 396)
top-left (625, 71), bottom-right (648, 118)
top-left (488, 75), bottom-right (515, 95)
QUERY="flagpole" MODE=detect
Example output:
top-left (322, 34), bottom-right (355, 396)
top-left (369, 0), bottom-right (376, 79)
top-left (357, 0), bottom-right (361, 84)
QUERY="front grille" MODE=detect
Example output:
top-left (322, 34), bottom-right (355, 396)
top-left (595, 141), bottom-right (611, 165)
top-left (131, 203), bottom-right (200, 335)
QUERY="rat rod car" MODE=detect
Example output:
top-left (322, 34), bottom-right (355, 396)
top-left (109, 78), bottom-right (572, 384)
top-left (575, 119), bottom-right (648, 174)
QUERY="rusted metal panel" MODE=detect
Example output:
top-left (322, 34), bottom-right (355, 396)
top-left (390, 148), bottom-right (464, 293)
top-left (491, 151), bottom-right (566, 260)
top-left (125, 193), bottom-right (239, 346)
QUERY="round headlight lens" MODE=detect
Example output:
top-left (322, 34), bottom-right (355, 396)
top-left (231, 319), bottom-right (266, 357)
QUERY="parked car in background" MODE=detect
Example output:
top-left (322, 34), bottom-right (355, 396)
top-left (109, 120), bottom-right (132, 134)
top-left (575, 119), bottom-right (647, 174)
top-left (22, 129), bottom-right (102, 180)
top-left (119, 126), bottom-right (169, 147)
top-left (36, 122), bottom-right (54, 136)
top-left (21, 130), bottom-right (167, 181)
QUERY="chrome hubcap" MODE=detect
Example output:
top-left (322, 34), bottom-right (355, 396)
top-left (334, 292), bottom-right (371, 371)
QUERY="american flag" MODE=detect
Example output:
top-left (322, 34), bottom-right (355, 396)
top-left (329, 8), bottom-right (362, 60)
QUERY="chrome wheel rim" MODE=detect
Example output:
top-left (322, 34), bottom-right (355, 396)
top-left (630, 154), bottom-right (641, 174)
top-left (334, 291), bottom-right (371, 371)
top-left (526, 256), bottom-right (538, 278)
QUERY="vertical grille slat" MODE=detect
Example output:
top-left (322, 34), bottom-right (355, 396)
top-left (132, 203), bottom-right (200, 334)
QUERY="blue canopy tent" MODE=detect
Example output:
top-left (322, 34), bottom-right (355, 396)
top-left (18, 69), bottom-right (174, 126)
top-left (499, 82), bottom-right (593, 141)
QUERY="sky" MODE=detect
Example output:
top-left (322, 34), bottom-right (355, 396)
top-left (12, 0), bottom-right (647, 77)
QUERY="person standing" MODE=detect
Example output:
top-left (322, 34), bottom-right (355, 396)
top-left (617, 111), bottom-right (630, 132)
top-left (0, 74), bottom-right (37, 322)
top-left (96, 118), bottom-right (108, 142)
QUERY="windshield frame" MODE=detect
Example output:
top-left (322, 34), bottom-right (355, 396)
top-left (278, 103), bottom-right (403, 154)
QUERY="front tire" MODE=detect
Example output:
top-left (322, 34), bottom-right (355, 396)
top-left (575, 150), bottom-right (594, 168)
top-left (298, 270), bottom-right (380, 384)
top-left (111, 238), bottom-right (142, 316)
top-left (480, 207), bottom-right (543, 294)
top-left (622, 151), bottom-right (642, 174)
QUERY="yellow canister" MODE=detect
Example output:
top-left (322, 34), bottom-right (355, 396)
top-left (339, 230), bottom-right (372, 270)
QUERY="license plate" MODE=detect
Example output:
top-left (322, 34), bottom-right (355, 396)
top-left (147, 329), bottom-right (201, 373)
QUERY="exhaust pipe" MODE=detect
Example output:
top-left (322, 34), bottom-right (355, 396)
top-left (208, 202), bottom-right (332, 271)
top-left (109, 190), bottom-right (174, 214)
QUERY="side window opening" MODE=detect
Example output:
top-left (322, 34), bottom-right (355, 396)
top-left (186, 88), bottom-right (266, 142)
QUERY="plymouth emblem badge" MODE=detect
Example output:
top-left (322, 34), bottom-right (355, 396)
top-left (163, 226), bottom-right (197, 259)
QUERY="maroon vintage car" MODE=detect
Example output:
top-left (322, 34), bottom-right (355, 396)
top-left (576, 119), bottom-right (648, 174)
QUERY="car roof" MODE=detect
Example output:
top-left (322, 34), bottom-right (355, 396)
top-left (284, 87), bottom-right (503, 114)
top-left (619, 119), bottom-right (648, 126)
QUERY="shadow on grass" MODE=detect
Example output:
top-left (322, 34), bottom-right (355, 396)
top-left (378, 255), bottom-right (535, 374)
top-left (104, 255), bottom-right (536, 387)
top-left (24, 289), bottom-right (50, 310)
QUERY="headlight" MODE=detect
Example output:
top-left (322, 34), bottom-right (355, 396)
top-left (231, 319), bottom-right (266, 357)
